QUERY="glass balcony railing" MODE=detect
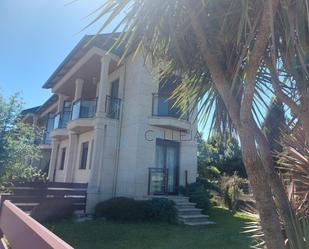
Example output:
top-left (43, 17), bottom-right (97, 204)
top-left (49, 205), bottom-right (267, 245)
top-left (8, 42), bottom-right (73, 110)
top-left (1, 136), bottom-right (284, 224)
top-left (71, 98), bottom-right (97, 120)
top-left (105, 95), bottom-right (121, 119)
top-left (53, 110), bottom-right (71, 129)
top-left (152, 93), bottom-right (189, 120)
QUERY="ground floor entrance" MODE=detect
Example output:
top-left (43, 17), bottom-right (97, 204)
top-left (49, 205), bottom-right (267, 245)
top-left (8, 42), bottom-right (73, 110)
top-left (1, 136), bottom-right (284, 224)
top-left (148, 139), bottom-right (180, 195)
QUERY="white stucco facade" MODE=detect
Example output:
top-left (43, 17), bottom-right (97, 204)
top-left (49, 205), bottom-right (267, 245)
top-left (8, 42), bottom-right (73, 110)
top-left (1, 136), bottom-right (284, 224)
top-left (22, 34), bottom-right (198, 212)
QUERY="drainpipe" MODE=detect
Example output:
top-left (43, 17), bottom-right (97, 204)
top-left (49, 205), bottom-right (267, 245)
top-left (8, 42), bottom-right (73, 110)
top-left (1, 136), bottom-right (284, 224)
top-left (112, 61), bottom-right (127, 196)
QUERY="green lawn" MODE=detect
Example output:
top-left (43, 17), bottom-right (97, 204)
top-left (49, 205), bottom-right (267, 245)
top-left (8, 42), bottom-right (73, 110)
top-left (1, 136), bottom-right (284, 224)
top-left (48, 207), bottom-right (255, 249)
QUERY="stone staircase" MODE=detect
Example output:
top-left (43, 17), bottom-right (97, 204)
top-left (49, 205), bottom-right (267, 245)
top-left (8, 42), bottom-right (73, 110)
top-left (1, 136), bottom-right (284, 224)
top-left (167, 196), bottom-right (215, 226)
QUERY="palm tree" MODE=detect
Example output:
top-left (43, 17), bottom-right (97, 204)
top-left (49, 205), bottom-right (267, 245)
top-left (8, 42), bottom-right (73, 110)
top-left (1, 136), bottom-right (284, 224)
top-left (83, 1), bottom-right (309, 248)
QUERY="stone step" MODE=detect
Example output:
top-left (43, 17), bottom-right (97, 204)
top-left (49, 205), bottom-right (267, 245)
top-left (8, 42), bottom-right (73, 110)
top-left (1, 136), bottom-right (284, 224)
top-left (183, 220), bottom-right (216, 226)
top-left (175, 202), bottom-right (196, 208)
top-left (177, 208), bottom-right (202, 216)
top-left (166, 195), bottom-right (189, 201)
top-left (178, 214), bottom-right (210, 223)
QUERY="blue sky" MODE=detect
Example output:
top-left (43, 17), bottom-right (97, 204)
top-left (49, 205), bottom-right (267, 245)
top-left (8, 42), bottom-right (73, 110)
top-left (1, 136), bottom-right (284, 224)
top-left (0, 0), bottom-right (114, 108)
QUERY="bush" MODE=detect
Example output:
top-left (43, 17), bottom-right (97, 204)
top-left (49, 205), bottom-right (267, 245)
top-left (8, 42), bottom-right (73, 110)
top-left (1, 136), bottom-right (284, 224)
top-left (1, 163), bottom-right (47, 190)
top-left (31, 199), bottom-right (74, 223)
top-left (94, 197), bottom-right (177, 223)
top-left (197, 177), bottom-right (221, 193)
top-left (145, 198), bottom-right (176, 223)
top-left (94, 197), bottom-right (147, 222)
top-left (187, 183), bottom-right (212, 211)
top-left (220, 174), bottom-right (244, 212)
top-left (179, 182), bottom-right (212, 211)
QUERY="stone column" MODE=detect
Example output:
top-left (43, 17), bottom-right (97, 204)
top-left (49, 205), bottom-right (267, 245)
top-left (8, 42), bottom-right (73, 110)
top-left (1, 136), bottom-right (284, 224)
top-left (48, 139), bottom-right (60, 181)
top-left (87, 55), bottom-right (111, 213)
top-left (74, 78), bottom-right (84, 101)
top-left (64, 131), bottom-right (79, 182)
top-left (57, 94), bottom-right (65, 112)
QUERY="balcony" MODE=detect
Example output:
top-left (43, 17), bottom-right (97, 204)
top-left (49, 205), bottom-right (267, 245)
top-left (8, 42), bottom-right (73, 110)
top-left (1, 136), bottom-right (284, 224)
top-left (68, 98), bottom-right (97, 133)
top-left (39, 131), bottom-right (52, 149)
top-left (53, 111), bottom-right (71, 129)
top-left (71, 98), bottom-right (97, 120)
top-left (105, 95), bottom-right (121, 120)
top-left (51, 111), bottom-right (70, 140)
top-left (149, 93), bottom-right (190, 131)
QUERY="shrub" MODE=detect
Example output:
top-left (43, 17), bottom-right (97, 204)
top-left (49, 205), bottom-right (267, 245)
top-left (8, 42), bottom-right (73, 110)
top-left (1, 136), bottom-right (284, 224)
top-left (220, 174), bottom-right (244, 212)
top-left (31, 199), bottom-right (74, 223)
top-left (145, 198), bottom-right (176, 223)
top-left (197, 177), bottom-right (221, 193)
top-left (94, 197), bottom-right (177, 223)
top-left (179, 182), bottom-right (212, 211)
top-left (1, 163), bottom-right (47, 191)
top-left (94, 197), bottom-right (147, 222)
top-left (187, 183), bottom-right (212, 211)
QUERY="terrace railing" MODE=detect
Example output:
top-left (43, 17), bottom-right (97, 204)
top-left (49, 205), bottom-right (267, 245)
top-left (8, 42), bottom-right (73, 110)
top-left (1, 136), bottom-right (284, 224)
top-left (53, 110), bottom-right (71, 129)
top-left (105, 95), bottom-right (121, 120)
top-left (148, 167), bottom-right (168, 195)
top-left (71, 98), bottom-right (97, 120)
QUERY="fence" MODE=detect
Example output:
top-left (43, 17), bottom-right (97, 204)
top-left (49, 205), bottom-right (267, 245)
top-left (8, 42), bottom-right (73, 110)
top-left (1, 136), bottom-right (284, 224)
top-left (0, 200), bottom-right (73, 249)
top-left (0, 182), bottom-right (88, 213)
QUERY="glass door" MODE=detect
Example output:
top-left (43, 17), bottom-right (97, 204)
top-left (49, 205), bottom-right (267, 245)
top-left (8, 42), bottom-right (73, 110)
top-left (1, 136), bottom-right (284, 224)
top-left (155, 139), bottom-right (180, 195)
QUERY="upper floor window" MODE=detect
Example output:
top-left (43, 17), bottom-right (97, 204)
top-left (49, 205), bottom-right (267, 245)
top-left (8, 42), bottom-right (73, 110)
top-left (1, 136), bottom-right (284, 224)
top-left (152, 76), bottom-right (188, 120)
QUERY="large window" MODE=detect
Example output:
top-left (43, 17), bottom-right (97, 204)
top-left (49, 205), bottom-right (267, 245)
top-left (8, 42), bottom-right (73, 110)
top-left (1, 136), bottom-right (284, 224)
top-left (152, 76), bottom-right (189, 120)
top-left (80, 142), bottom-right (89, 170)
top-left (59, 148), bottom-right (66, 170)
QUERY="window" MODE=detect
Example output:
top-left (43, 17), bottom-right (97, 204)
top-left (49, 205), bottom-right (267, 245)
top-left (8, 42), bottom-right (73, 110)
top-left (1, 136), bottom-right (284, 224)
top-left (59, 148), bottom-right (66, 170)
top-left (80, 142), bottom-right (89, 169)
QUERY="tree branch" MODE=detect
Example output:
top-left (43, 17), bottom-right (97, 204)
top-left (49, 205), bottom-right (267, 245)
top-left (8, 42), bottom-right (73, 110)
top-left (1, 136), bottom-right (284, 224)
top-left (240, 0), bottom-right (279, 124)
top-left (267, 61), bottom-right (302, 117)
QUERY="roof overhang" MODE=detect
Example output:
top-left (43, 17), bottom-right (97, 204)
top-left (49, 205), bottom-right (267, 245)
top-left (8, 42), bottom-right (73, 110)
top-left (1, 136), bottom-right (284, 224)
top-left (43, 33), bottom-right (123, 89)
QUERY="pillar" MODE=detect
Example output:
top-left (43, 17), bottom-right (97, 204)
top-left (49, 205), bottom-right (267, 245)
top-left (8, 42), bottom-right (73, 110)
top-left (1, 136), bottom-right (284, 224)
top-left (64, 131), bottom-right (79, 182)
top-left (57, 94), bottom-right (65, 113)
top-left (48, 139), bottom-right (60, 181)
top-left (74, 78), bottom-right (84, 101)
top-left (87, 55), bottom-right (111, 213)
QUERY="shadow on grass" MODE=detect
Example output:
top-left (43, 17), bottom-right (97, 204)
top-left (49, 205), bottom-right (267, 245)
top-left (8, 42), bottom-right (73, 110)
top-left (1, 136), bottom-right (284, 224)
top-left (48, 206), bottom-right (255, 249)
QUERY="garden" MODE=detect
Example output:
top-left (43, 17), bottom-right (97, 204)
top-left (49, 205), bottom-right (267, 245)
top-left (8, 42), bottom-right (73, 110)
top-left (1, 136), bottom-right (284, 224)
top-left (48, 207), bottom-right (255, 249)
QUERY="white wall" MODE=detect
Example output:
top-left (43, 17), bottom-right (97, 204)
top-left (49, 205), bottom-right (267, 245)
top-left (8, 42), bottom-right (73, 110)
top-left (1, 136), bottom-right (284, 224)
top-left (51, 51), bottom-right (198, 200)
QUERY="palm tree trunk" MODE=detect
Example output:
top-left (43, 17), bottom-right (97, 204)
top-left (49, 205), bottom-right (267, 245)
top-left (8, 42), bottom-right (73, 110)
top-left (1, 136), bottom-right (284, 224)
top-left (239, 128), bottom-right (286, 249)
top-left (186, 4), bottom-right (286, 248)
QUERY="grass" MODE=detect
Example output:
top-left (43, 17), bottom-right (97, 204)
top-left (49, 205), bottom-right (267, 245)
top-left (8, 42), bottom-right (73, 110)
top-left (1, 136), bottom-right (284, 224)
top-left (48, 207), bottom-right (255, 249)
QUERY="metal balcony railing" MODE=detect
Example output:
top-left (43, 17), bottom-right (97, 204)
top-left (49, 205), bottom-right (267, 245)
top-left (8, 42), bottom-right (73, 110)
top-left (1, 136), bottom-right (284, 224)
top-left (152, 93), bottom-right (189, 120)
top-left (71, 98), bottom-right (97, 120)
top-left (148, 167), bottom-right (168, 195)
top-left (105, 95), bottom-right (121, 119)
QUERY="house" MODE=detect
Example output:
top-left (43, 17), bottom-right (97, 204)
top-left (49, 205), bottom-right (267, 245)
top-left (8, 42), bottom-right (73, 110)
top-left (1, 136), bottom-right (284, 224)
top-left (22, 33), bottom-right (198, 212)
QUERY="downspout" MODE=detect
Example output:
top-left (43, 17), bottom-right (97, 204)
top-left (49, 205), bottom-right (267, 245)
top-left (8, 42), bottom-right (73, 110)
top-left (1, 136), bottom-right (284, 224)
top-left (112, 61), bottom-right (127, 196)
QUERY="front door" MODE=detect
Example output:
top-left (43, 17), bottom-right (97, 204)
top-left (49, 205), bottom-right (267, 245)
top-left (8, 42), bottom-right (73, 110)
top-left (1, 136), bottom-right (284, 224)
top-left (155, 139), bottom-right (180, 195)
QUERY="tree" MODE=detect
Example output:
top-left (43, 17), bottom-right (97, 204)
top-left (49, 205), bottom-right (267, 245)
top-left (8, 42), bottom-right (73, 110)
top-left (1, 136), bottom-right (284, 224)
top-left (0, 92), bottom-right (43, 185)
top-left (198, 135), bottom-right (246, 179)
top-left (89, 1), bottom-right (302, 248)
